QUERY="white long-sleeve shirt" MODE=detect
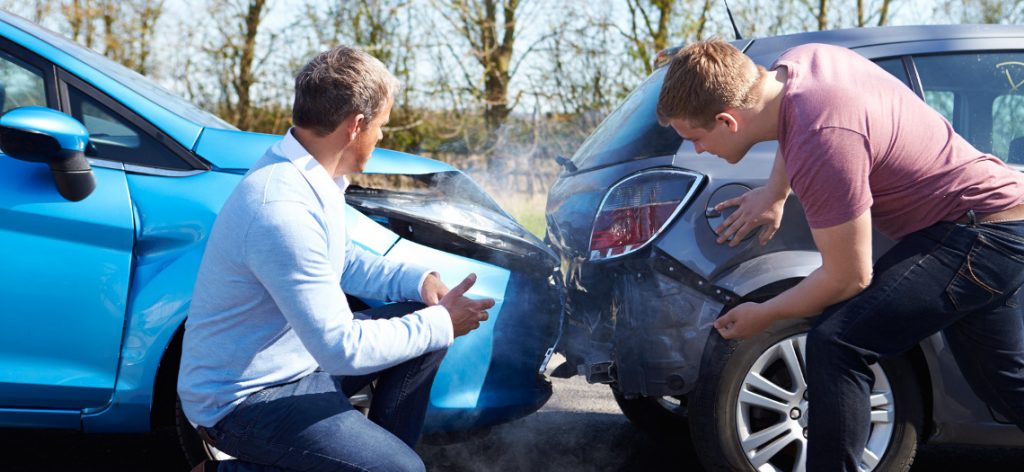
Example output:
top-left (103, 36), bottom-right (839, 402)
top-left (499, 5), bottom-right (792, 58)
top-left (178, 130), bottom-right (453, 427)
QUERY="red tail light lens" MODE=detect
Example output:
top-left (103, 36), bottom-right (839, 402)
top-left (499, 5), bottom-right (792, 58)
top-left (589, 169), bottom-right (702, 261)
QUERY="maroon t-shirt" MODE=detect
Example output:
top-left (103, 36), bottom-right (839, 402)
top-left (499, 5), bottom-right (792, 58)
top-left (774, 44), bottom-right (1024, 240)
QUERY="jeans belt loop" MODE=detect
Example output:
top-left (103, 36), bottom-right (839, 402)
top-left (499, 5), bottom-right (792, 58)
top-left (967, 209), bottom-right (978, 227)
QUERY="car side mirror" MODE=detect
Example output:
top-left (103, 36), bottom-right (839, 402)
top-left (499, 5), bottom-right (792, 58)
top-left (0, 106), bottom-right (96, 201)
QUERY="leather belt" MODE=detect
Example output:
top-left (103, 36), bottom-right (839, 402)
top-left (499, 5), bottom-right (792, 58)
top-left (956, 204), bottom-right (1024, 224)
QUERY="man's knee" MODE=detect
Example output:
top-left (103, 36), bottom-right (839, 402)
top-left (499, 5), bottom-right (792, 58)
top-left (423, 346), bottom-right (447, 368)
top-left (377, 445), bottom-right (426, 472)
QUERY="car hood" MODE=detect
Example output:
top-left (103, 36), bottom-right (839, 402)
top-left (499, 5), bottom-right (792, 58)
top-left (192, 127), bottom-right (457, 174)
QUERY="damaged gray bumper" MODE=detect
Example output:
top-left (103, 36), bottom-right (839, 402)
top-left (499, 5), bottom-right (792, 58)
top-left (557, 251), bottom-right (734, 397)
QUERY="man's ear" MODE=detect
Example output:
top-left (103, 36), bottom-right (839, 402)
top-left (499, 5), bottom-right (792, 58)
top-left (715, 111), bottom-right (739, 133)
top-left (340, 113), bottom-right (366, 141)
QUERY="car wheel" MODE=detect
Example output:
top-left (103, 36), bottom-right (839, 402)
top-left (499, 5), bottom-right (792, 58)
top-left (688, 319), bottom-right (922, 472)
top-left (611, 387), bottom-right (690, 436)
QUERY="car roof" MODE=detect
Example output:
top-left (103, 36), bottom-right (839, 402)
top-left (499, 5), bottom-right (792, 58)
top-left (743, 24), bottom-right (1024, 60)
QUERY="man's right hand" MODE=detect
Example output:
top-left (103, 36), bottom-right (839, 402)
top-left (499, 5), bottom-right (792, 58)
top-left (439, 273), bottom-right (496, 337)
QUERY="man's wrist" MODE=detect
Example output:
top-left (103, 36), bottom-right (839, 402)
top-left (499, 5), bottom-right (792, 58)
top-left (417, 271), bottom-right (440, 302)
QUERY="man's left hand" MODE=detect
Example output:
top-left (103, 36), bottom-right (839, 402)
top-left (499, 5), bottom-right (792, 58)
top-left (420, 273), bottom-right (449, 305)
top-left (714, 302), bottom-right (775, 340)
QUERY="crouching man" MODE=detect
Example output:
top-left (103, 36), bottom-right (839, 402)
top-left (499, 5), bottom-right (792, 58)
top-left (178, 45), bottom-right (494, 472)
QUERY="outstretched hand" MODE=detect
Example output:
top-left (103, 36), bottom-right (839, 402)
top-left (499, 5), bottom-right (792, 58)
top-left (439, 273), bottom-right (496, 337)
top-left (714, 186), bottom-right (786, 247)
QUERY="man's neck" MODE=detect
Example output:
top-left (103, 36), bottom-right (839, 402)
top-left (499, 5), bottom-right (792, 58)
top-left (756, 67), bottom-right (788, 141)
top-left (292, 126), bottom-right (349, 177)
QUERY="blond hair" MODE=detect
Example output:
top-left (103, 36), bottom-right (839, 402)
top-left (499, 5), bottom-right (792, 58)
top-left (656, 38), bottom-right (763, 129)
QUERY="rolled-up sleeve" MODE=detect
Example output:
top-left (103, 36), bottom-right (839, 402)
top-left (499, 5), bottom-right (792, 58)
top-left (242, 201), bottom-right (453, 376)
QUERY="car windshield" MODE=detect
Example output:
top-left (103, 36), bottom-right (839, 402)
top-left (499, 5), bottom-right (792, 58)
top-left (2, 12), bottom-right (235, 130)
top-left (570, 67), bottom-right (682, 171)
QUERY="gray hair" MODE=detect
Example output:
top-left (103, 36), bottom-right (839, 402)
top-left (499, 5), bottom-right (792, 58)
top-left (292, 45), bottom-right (400, 136)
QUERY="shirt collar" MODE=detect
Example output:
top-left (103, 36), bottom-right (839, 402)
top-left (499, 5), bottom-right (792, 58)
top-left (274, 128), bottom-right (347, 200)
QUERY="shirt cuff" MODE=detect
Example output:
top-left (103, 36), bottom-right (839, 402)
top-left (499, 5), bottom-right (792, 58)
top-left (416, 270), bottom-right (440, 303)
top-left (416, 304), bottom-right (454, 347)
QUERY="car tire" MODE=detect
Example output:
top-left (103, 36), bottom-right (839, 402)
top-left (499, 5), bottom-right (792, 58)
top-left (611, 387), bottom-right (690, 437)
top-left (688, 318), bottom-right (923, 472)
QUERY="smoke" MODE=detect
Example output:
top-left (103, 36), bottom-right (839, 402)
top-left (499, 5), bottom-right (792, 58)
top-left (416, 355), bottom-right (703, 472)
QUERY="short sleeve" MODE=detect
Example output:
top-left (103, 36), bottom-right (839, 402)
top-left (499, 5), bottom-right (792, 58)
top-left (785, 127), bottom-right (873, 229)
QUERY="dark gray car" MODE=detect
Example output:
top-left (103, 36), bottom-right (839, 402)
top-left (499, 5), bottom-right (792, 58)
top-left (545, 25), bottom-right (1024, 471)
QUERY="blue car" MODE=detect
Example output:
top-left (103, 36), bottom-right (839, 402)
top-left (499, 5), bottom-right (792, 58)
top-left (0, 11), bottom-right (559, 464)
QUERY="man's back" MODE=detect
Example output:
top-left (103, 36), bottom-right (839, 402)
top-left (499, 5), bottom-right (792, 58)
top-left (775, 43), bottom-right (1024, 239)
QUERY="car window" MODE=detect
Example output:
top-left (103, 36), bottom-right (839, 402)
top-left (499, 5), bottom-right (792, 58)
top-left (67, 85), bottom-right (189, 170)
top-left (873, 57), bottom-right (911, 90)
top-left (0, 50), bottom-right (45, 113)
top-left (569, 68), bottom-right (682, 171)
top-left (915, 52), bottom-right (1024, 163)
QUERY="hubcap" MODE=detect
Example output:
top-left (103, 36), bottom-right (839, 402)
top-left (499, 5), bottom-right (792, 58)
top-left (734, 334), bottom-right (895, 472)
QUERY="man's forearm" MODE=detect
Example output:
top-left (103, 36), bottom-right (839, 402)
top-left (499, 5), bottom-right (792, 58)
top-left (766, 149), bottom-right (792, 198)
top-left (761, 265), bottom-right (868, 321)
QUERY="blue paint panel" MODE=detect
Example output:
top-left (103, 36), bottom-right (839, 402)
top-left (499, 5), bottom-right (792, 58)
top-left (383, 239), bottom-right (509, 409)
top-left (0, 158), bottom-right (132, 410)
top-left (364, 149), bottom-right (456, 175)
top-left (84, 170), bottom-right (241, 432)
top-left (192, 128), bottom-right (279, 170)
top-left (345, 205), bottom-right (399, 255)
top-left (0, 408), bottom-right (80, 429)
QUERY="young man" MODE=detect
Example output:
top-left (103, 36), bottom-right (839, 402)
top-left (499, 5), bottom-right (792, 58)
top-left (657, 39), bottom-right (1024, 471)
top-left (178, 46), bottom-right (494, 472)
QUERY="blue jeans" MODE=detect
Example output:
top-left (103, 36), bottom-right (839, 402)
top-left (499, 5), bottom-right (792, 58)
top-left (201, 302), bottom-right (447, 472)
top-left (806, 218), bottom-right (1024, 471)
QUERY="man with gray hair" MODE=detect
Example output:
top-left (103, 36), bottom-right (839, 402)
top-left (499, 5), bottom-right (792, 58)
top-left (178, 45), bottom-right (493, 471)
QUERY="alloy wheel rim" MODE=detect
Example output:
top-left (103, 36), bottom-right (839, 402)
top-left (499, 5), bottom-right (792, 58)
top-left (734, 333), bottom-right (895, 472)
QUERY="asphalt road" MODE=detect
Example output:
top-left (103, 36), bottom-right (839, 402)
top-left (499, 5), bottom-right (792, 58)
top-left (1, 355), bottom-right (1022, 471)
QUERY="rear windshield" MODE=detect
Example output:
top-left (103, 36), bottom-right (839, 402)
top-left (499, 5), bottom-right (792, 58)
top-left (570, 67), bottom-right (682, 171)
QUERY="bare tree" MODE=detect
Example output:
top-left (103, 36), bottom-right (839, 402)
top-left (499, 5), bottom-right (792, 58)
top-left (617, 0), bottom-right (714, 76)
top-left (433, 0), bottom-right (530, 133)
top-left (857, 0), bottom-right (895, 26)
top-left (51, 0), bottom-right (166, 74)
top-left (935, 0), bottom-right (1024, 24)
top-left (204, 0), bottom-right (273, 131)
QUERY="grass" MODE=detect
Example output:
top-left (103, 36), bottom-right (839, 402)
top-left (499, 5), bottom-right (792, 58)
top-left (491, 191), bottom-right (548, 238)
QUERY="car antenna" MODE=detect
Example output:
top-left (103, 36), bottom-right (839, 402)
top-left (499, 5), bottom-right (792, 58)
top-left (723, 0), bottom-right (744, 40)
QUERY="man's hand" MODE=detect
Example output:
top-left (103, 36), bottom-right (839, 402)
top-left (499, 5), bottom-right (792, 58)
top-left (420, 273), bottom-right (448, 306)
top-left (439, 273), bottom-right (496, 337)
top-left (714, 302), bottom-right (775, 340)
top-left (714, 185), bottom-right (787, 247)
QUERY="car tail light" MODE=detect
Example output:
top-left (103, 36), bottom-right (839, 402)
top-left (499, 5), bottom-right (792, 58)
top-left (589, 169), bottom-right (703, 261)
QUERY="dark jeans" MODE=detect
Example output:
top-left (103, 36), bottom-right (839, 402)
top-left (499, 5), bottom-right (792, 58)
top-left (806, 218), bottom-right (1024, 471)
top-left (201, 302), bottom-right (447, 472)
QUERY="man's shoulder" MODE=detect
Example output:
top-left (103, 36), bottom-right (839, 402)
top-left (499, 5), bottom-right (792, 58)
top-left (236, 151), bottom-right (319, 207)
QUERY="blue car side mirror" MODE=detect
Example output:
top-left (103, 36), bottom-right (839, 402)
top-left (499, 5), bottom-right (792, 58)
top-left (0, 106), bottom-right (96, 201)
